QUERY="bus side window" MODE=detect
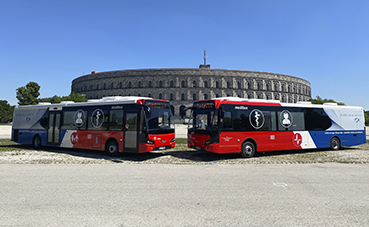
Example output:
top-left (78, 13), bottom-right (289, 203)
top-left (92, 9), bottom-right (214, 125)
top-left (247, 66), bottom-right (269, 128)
top-left (109, 109), bottom-right (123, 131)
top-left (221, 111), bottom-right (233, 129)
top-left (260, 111), bottom-right (277, 131)
top-left (40, 111), bottom-right (49, 129)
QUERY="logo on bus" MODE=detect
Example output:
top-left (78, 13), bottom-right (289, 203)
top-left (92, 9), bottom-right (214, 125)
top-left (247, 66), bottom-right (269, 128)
top-left (74, 109), bottom-right (85, 127)
top-left (91, 109), bottom-right (104, 128)
top-left (70, 132), bottom-right (79, 145)
top-left (280, 110), bottom-right (293, 128)
top-left (249, 109), bottom-right (265, 129)
top-left (292, 133), bottom-right (302, 147)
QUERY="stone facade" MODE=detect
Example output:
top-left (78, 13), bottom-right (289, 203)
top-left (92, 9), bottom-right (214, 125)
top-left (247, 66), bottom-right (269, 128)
top-left (71, 68), bottom-right (311, 116)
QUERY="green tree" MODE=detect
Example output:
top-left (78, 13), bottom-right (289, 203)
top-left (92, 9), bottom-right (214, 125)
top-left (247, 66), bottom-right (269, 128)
top-left (16, 82), bottom-right (40, 105)
top-left (365, 111), bottom-right (369, 126)
top-left (38, 92), bottom-right (87, 104)
top-left (308, 96), bottom-right (345, 105)
top-left (58, 92), bottom-right (87, 103)
top-left (0, 100), bottom-right (15, 123)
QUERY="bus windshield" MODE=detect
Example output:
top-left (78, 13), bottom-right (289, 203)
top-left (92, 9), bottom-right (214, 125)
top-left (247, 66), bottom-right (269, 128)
top-left (145, 100), bottom-right (175, 134)
top-left (188, 101), bottom-right (217, 133)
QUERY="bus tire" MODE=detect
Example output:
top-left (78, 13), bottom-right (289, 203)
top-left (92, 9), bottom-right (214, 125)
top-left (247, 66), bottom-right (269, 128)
top-left (105, 139), bottom-right (119, 156)
top-left (33, 135), bottom-right (42, 149)
top-left (330, 137), bottom-right (341, 150)
top-left (241, 141), bottom-right (256, 158)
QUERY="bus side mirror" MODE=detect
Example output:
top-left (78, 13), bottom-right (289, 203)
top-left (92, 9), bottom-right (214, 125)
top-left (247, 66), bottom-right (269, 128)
top-left (180, 107), bottom-right (192, 119)
top-left (220, 110), bottom-right (225, 118)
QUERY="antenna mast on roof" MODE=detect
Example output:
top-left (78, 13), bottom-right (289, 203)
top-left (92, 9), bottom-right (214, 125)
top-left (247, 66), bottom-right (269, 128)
top-left (199, 49), bottom-right (210, 69)
top-left (204, 49), bottom-right (207, 66)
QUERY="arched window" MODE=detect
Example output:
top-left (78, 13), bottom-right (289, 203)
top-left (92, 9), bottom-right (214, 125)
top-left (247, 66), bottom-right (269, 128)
top-left (181, 93), bottom-right (185, 101)
top-left (216, 81), bottom-right (219, 88)
top-left (138, 81), bottom-right (141, 88)
top-left (204, 94), bottom-right (208, 99)
top-left (149, 81), bottom-right (152, 88)
top-left (204, 81), bottom-right (208, 88)
top-left (128, 82), bottom-right (132, 88)
top-left (257, 82), bottom-right (262, 90)
top-left (193, 93), bottom-right (196, 100)
top-left (181, 81), bottom-right (185, 88)
top-left (170, 93), bottom-right (174, 101)
top-left (148, 93), bottom-right (152, 97)
top-left (237, 82), bottom-right (241, 89)
top-left (170, 81), bottom-right (174, 88)
top-left (159, 81), bottom-right (163, 88)
top-left (159, 93), bottom-right (162, 99)
top-left (227, 82), bottom-right (230, 89)
top-left (193, 81), bottom-right (196, 88)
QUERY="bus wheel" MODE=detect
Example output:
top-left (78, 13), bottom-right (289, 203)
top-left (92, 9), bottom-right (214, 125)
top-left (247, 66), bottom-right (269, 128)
top-left (330, 137), bottom-right (341, 150)
top-left (33, 135), bottom-right (41, 149)
top-left (105, 140), bottom-right (119, 156)
top-left (241, 141), bottom-right (256, 158)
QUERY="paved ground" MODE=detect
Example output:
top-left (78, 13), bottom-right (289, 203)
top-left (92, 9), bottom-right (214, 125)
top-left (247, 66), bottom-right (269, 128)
top-left (0, 125), bottom-right (11, 139)
top-left (1, 163), bottom-right (368, 226)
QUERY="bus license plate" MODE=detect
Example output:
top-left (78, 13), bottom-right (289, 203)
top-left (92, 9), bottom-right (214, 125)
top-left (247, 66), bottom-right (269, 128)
top-left (159, 147), bottom-right (166, 150)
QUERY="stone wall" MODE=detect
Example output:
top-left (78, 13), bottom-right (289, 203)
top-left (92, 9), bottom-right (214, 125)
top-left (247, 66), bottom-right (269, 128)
top-left (71, 68), bottom-right (311, 116)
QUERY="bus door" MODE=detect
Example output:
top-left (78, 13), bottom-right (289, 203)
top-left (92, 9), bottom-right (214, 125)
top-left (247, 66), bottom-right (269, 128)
top-left (124, 109), bottom-right (140, 152)
top-left (219, 109), bottom-right (238, 152)
top-left (47, 109), bottom-right (61, 145)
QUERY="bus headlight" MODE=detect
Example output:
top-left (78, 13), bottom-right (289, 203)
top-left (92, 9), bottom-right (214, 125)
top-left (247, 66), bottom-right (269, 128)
top-left (171, 138), bottom-right (175, 142)
top-left (205, 140), bottom-right (211, 145)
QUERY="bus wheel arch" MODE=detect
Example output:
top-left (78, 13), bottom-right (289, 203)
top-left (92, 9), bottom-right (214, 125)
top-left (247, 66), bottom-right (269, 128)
top-left (240, 139), bottom-right (257, 158)
top-left (105, 138), bottom-right (119, 156)
top-left (330, 136), bottom-right (341, 150)
top-left (32, 135), bottom-right (42, 149)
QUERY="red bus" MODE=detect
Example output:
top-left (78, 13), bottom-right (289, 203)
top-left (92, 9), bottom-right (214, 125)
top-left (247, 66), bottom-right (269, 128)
top-left (12, 96), bottom-right (175, 156)
top-left (187, 97), bottom-right (366, 157)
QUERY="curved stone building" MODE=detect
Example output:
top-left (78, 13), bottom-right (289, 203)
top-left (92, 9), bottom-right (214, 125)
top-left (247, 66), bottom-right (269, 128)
top-left (71, 68), bottom-right (311, 116)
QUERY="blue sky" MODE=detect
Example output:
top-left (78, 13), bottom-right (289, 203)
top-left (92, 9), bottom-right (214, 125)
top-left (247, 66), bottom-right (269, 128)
top-left (1, 0), bottom-right (368, 110)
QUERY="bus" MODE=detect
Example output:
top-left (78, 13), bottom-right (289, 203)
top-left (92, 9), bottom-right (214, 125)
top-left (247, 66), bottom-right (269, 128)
top-left (187, 97), bottom-right (366, 157)
top-left (11, 96), bottom-right (175, 156)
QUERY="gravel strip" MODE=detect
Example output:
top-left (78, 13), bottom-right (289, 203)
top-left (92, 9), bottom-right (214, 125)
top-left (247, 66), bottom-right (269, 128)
top-left (0, 143), bottom-right (368, 164)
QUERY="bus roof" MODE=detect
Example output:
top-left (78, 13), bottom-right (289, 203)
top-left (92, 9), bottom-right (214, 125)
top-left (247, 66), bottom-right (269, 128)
top-left (195, 97), bottom-right (363, 110)
top-left (15, 96), bottom-right (167, 109)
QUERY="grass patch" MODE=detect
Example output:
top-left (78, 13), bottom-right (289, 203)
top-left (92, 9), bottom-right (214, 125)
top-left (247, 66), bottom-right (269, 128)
top-left (0, 139), bottom-right (29, 152)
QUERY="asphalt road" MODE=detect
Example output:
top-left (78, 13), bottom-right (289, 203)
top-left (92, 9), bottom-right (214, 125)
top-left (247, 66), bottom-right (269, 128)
top-left (1, 163), bottom-right (368, 226)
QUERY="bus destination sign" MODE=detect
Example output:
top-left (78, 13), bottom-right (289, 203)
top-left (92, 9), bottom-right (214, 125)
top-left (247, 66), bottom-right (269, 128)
top-left (195, 102), bottom-right (215, 109)
top-left (145, 101), bottom-right (169, 109)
